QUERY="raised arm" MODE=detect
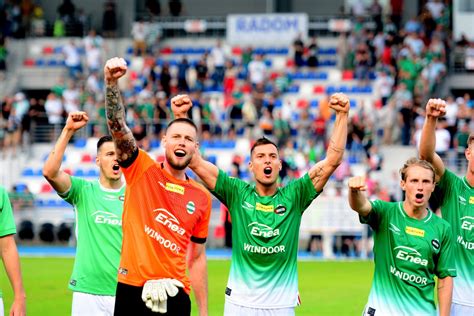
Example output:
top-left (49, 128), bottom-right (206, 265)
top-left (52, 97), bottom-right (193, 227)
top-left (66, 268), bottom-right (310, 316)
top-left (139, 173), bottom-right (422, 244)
top-left (308, 93), bottom-right (349, 192)
top-left (0, 235), bottom-right (26, 316)
top-left (104, 57), bottom-right (137, 164)
top-left (187, 242), bottom-right (208, 316)
top-left (348, 176), bottom-right (372, 217)
top-left (437, 276), bottom-right (453, 316)
top-left (43, 111), bottom-right (89, 193)
top-left (171, 95), bottom-right (219, 190)
top-left (419, 98), bottom-right (446, 181)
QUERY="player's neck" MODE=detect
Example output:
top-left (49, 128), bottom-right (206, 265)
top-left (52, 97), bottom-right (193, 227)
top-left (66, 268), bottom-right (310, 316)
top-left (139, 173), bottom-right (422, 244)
top-left (99, 176), bottom-right (123, 190)
top-left (466, 168), bottom-right (474, 187)
top-left (255, 182), bottom-right (278, 196)
top-left (163, 161), bottom-right (187, 181)
top-left (402, 200), bottom-right (428, 219)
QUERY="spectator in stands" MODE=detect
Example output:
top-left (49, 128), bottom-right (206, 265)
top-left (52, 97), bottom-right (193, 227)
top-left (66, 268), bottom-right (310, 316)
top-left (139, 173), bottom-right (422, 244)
top-left (373, 70), bottom-right (395, 106)
top-left (63, 40), bottom-right (82, 79)
top-left (102, 1), bottom-right (117, 38)
top-left (293, 34), bottom-right (305, 68)
top-left (57, 0), bottom-right (75, 22)
top-left (63, 81), bottom-right (80, 114)
top-left (354, 43), bottom-right (370, 84)
top-left (2, 97), bottom-right (20, 158)
top-left (177, 56), bottom-right (190, 92)
top-left (247, 53), bottom-right (266, 87)
top-left (43, 112), bottom-right (125, 315)
top-left (210, 39), bottom-right (226, 87)
top-left (399, 99), bottom-right (415, 146)
top-left (159, 62), bottom-right (172, 98)
top-left (146, 0), bottom-right (161, 17)
top-left (444, 95), bottom-right (459, 148)
top-left (168, 0), bottom-right (182, 16)
top-left (132, 20), bottom-right (147, 56)
top-left (390, 0), bottom-right (404, 30)
top-left (195, 55), bottom-right (208, 91)
top-left (306, 37), bottom-right (319, 69)
top-left (0, 34), bottom-right (7, 75)
top-left (0, 185), bottom-right (26, 316)
top-left (44, 92), bottom-right (64, 125)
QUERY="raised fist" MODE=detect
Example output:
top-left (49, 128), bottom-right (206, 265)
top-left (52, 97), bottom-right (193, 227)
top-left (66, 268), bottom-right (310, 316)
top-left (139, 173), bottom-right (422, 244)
top-left (329, 93), bottom-right (350, 113)
top-left (65, 111), bottom-right (89, 132)
top-left (171, 94), bottom-right (193, 119)
top-left (348, 176), bottom-right (367, 192)
top-left (104, 57), bottom-right (127, 84)
top-left (425, 98), bottom-right (446, 119)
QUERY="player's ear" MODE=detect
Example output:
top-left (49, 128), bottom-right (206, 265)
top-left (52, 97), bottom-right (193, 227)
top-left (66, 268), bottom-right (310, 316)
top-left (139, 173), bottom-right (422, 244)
top-left (95, 155), bottom-right (100, 167)
top-left (400, 180), bottom-right (406, 191)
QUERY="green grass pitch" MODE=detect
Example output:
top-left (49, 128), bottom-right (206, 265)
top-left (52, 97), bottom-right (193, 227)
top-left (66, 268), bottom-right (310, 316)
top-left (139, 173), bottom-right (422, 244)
top-left (1, 257), bottom-right (374, 315)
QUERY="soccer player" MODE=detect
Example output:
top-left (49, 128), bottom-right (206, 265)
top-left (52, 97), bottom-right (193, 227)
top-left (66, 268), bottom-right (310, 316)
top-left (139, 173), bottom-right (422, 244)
top-left (348, 158), bottom-right (456, 316)
top-left (0, 185), bottom-right (26, 316)
top-left (171, 92), bottom-right (349, 315)
top-left (419, 98), bottom-right (474, 316)
top-left (104, 57), bottom-right (211, 316)
top-left (43, 112), bottom-right (125, 315)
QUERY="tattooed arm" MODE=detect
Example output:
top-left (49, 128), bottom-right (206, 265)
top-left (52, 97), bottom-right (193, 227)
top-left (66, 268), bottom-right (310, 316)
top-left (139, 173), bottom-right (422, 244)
top-left (104, 57), bottom-right (138, 165)
top-left (308, 93), bottom-right (349, 192)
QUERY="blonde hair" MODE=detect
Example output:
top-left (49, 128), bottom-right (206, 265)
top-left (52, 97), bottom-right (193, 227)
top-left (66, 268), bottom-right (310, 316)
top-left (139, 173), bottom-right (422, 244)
top-left (399, 157), bottom-right (435, 182)
top-left (468, 133), bottom-right (474, 148)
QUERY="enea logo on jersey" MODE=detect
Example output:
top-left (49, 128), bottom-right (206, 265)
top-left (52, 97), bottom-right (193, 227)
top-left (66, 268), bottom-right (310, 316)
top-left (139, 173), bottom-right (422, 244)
top-left (153, 208), bottom-right (185, 235)
top-left (460, 216), bottom-right (474, 231)
top-left (91, 211), bottom-right (122, 226)
top-left (394, 246), bottom-right (428, 266)
top-left (248, 221), bottom-right (280, 238)
top-left (274, 204), bottom-right (287, 216)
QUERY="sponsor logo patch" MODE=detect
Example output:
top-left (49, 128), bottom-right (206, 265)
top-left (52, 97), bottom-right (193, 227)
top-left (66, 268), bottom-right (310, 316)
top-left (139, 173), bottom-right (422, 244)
top-left (225, 287), bottom-right (232, 296)
top-left (405, 226), bottom-right (425, 237)
top-left (119, 195), bottom-right (125, 201)
top-left (69, 279), bottom-right (77, 287)
top-left (459, 196), bottom-right (467, 205)
top-left (367, 307), bottom-right (376, 316)
top-left (431, 239), bottom-right (440, 250)
top-left (255, 203), bottom-right (274, 212)
top-left (461, 216), bottom-right (474, 231)
top-left (469, 196), bottom-right (474, 204)
top-left (92, 211), bottom-right (122, 226)
top-left (165, 182), bottom-right (185, 195)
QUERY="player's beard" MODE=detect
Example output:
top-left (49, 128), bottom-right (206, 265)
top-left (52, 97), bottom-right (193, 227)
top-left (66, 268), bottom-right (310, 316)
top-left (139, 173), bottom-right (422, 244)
top-left (166, 151), bottom-right (192, 170)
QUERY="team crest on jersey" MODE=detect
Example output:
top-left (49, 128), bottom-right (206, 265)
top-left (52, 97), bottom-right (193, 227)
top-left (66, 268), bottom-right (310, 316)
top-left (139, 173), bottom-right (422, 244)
top-left (165, 183), bottom-right (185, 195)
top-left (186, 201), bottom-right (195, 214)
top-left (431, 239), bottom-right (440, 250)
top-left (274, 204), bottom-right (287, 216)
top-left (256, 203), bottom-right (274, 212)
top-left (119, 195), bottom-right (125, 201)
top-left (405, 226), bottom-right (425, 237)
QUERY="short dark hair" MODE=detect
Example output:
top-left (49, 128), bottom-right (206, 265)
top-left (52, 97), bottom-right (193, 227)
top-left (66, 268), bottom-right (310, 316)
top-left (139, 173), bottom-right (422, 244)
top-left (399, 157), bottom-right (435, 182)
top-left (250, 137), bottom-right (278, 155)
top-left (166, 118), bottom-right (198, 133)
top-left (97, 135), bottom-right (113, 152)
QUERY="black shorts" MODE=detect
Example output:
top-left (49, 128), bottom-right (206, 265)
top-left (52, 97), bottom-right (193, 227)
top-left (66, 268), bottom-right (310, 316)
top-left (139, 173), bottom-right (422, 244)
top-left (114, 282), bottom-right (191, 316)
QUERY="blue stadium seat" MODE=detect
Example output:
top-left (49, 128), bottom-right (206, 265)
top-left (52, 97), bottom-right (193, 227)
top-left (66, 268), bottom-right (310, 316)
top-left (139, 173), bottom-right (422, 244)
top-left (74, 169), bottom-right (85, 177)
top-left (264, 60), bottom-right (272, 67)
top-left (54, 46), bottom-right (63, 54)
top-left (274, 99), bottom-right (283, 108)
top-left (126, 46), bottom-right (134, 55)
top-left (22, 168), bottom-right (35, 176)
top-left (150, 139), bottom-right (161, 149)
top-left (74, 138), bottom-right (87, 148)
top-left (35, 59), bottom-right (45, 66)
top-left (310, 100), bottom-right (319, 108)
top-left (86, 169), bottom-right (98, 177)
top-left (207, 155), bottom-right (217, 165)
top-left (326, 86), bottom-right (337, 94)
top-left (350, 100), bottom-right (357, 108)
top-left (287, 85), bottom-right (299, 93)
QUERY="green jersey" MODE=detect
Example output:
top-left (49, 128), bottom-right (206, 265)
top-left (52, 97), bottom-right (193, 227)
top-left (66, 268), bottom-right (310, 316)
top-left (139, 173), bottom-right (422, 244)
top-left (361, 200), bottom-right (457, 315)
top-left (59, 176), bottom-right (125, 296)
top-left (213, 170), bottom-right (318, 308)
top-left (437, 169), bottom-right (474, 306)
top-left (0, 186), bottom-right (16, 299)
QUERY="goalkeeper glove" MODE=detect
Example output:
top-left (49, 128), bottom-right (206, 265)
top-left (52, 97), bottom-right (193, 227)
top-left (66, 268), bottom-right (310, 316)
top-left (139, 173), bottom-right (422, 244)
top-left (142, 278), bottom-right (184, 313)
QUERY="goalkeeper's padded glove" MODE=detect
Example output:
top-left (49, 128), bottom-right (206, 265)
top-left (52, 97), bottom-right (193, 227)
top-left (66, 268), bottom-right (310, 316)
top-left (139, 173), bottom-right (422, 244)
top-left (141, 278), bottom-right (184, 313)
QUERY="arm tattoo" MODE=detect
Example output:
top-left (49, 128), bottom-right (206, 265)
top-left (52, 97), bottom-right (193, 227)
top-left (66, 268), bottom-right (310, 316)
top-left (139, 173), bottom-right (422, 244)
top-left (105, 84), bottom-right (137, 162)
top-left (311, 166), bottom-right (324, 188)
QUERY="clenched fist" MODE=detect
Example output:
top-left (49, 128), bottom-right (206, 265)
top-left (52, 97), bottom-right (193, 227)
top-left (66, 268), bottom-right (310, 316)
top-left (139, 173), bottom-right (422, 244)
top-left (329, 93), bottom-right (350, 114)
top-left (425, 98), bottom-right (446, 119)
top-left (65, 111), bottom-right (89, 132)
top-left (104, 57), bottom-right (127, 85)
top-left (171, 94), bottom-right (193, 119)
top-left (348, 176), bottom-right (367, 192)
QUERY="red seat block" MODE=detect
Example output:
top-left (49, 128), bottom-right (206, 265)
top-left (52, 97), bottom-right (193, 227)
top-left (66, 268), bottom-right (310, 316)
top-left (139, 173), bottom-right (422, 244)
top-left (313, 85), bottom-right (325, 93)
top-left (342, 70), bottom-right (354, 80)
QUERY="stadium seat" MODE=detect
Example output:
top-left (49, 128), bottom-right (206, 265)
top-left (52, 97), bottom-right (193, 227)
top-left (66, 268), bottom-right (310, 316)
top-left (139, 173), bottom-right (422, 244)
top-left (86, 169), bottom-right (99, 177)
top-left (160, 47), bottom-right (173, 54)
top-left (57, 222), bottom-right (72, 242)
top-left (18, 220), bottom-right (34, 240)
top-left (342, 70), bottom-right (354, 80)
top-left (42, 46), bottom-right (54, 54)
top-left (231, 46), bottom-right (242, 55)
top-left (23, 58), bottom-right (35, 66)
top-left (53, 46), bottom-right (63, 54)
top-left (22, 168), bottom-right (35, 176)
top-left (40, 183), bottom-right (53, 193)
top-left (74, 138), bottom-right (87, 148)
top-left (310, 100), bottom-right (319, 108)
top-left (39, 223), bottom-right (55, 243)
top-left (207, 155), bottom-right (217, 165)
top-left (74, 169), bottom-right (85, 177)
top-left (150, 139), bottom-right (161, 149)
top-left (313, 85), bottom-right (325, 93)
top-left (81, 154), bottom-right (93, 163)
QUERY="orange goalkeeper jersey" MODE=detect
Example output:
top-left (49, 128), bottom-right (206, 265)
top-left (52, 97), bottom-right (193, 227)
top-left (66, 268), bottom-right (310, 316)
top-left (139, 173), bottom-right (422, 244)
top-left (118, 149), bottom-right (211, 294)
